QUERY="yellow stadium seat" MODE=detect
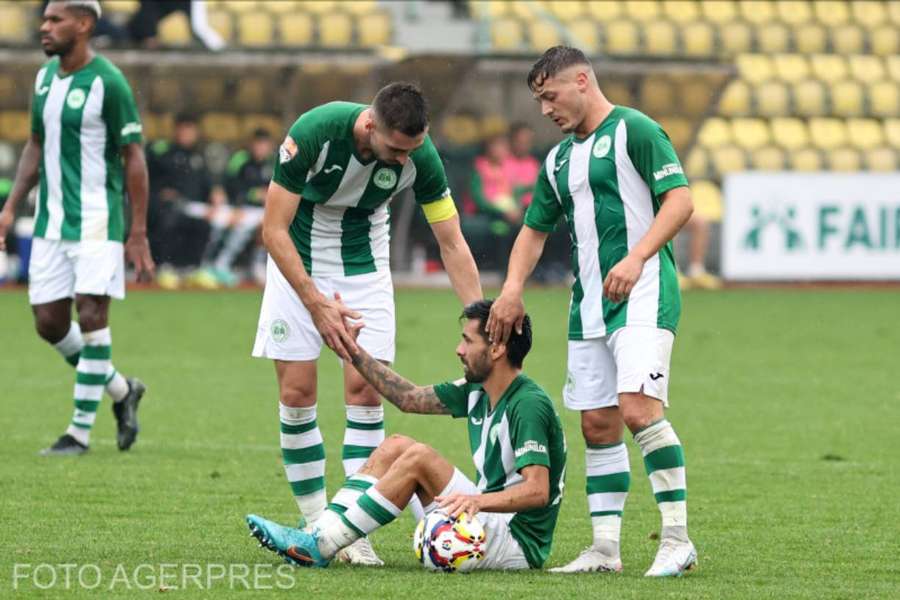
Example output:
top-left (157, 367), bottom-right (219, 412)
top-left (697, 117), bottom-right (732, 148)
top-left (481, 115), bottom-right (510, 137)
top-left (679, 78), bottom-right (715, 116)
top-left (661, 1), bottom-right (700, 24)
top-left (207, 9), bottom-right (233, 44)
top-left (718, 80), bottom-right (751, 116)
top-left (691, 180), bottom-right (723, 222)
top-left (864, 147), bottom-right (898, 171)
top-left (201, 113), bottom-right (241, 143)
top-left (682, 21), bottom-right (715, 57)
top-left (750, 146), bottom-right (787, 170)
top-left (141, 113), bottom-right (173, 142)
top-left (773, 54), bottom-right (810, 83)
top-left (643, 21), bottom-right (678, 56)
top-left (605, 20), bottom-right (640, 55)
top-left (547, 1), bottom-right (584, 20)
top-left (491, 18), bottom-right (523, 51)
top-left (623, 0), bottom-right (661, 21)
top-left (343, 1), bottom-right (379, 15)
top-left (794, 23), bottom-right (828, 54)
top-left (225, 1), bottom-right (258, 13)
top-left (505, 1), bottom-right (536, 20)
top-left (242, 114), bottom-right (282, 139)
top-left (777, 1), bottom-right (813, 25)
top-left (0, 111), bottom-right (30, 143)
top-left (358, 12), bottom-right (392, 46)
top-left (658, 117), bottom-right (692, 150)
top-left (828, 148), bottom-right (862, 171)
top-left (846, 119), bottom-right (884, 150)
top-left (719, 22), bottom-right (753, 55)
top-left (299, 0), bottom-right (336, 15)
top-left (755, 81), bottom-right (790, 116)
top-left (586, 0), bottom-right (622, 20)
top-left (888, 56), bottom-right (900, 81)
top-left (260, 1), bottom-right (299, 13)
top-left (567, 20), bottom-right (599, 54)
top-left (871, 25), bottom-right (900, 55)
top-left (441, 115), bottom-right (480, 146)
top-left (771, 117), bottom-right (810, 150)
top-left (238, 12), bottom-right (273, 47)
top-left (318, 13), bottom-right (353, 47)
top-left (469, 1), bottom-right (508, 19)
top-left (701, 0), bottom-right (737, 23)
top-left (792, 80), bottom-right (828, 116)
top-left (829, 80), bottom-right (865, 117)
top-left (105, 1), bottom-right (140, 15)
top-left (736, 55), bottom-right (774, 85)
top-left (279, 12), bottom-right (314, 47)
top-left (528, 20), bottom-right (561, 51)
top-left (150, 78), bottom-right (181, 109)
top-left (738, 0), bottom-right (776, 24)
top-left (193, 79), bottom-right (225, 106)
top-left (639, 79), bottom-right (675, 116)
top-left (0, 74), bottom-right (16, 108)
top-left (849, 55), bottom-right (886, 84)
top-left (813, 1), bottom-right (850, 26)
top-left (869, 81), bottom-right (900, 117)
top-left (684, 147), bottom-right (710, 179)
top-left (851, 1), bottom-right (887, 27)
top-left (810, 54), bottom-right (848, 83)
top-left (790, 148), bottom-right (824, 171)
top-left (889, 2), bottom-right (900, 26)
top-left (711, 145), bottom-right (748, 174)
top-left (602, 81), bottom-right (633, 105)
top-left (158, 12), bottom-right (192, 46)
top-left (809, 118), bottom-right (848, 150)
top-left (234, 78), bottom-right (265, 111)
top-left (731, 118), bottom-right (771, 150)
top-left (757, 23), bottom-right (791, 54)
top-left (830, 24), bottom-right (865, 54)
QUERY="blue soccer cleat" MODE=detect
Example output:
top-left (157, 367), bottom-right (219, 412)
top-left (246, 514), bottom-right (330, 568)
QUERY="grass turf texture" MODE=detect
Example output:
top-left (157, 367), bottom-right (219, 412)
top-left (1, 288), bottom-right (897, 599)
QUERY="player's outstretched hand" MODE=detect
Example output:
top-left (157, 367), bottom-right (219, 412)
top-left (335, 292), bottom-right (366, 345)
top-left (436, 493), bottom-right (483, 519)
top-left (310, 292), bottom-right (362, 361)
top-left (125, 232), bottom-right (156, 282)
top-left (0, 207), bottom-right (13, 252)
top-left (487, 292), bottom-right (525, 345)
top-left (603, 253), bottom-right (644, 303)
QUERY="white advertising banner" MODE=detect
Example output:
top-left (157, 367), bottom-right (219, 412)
top-left (722, 173), bottom-right (900, 281)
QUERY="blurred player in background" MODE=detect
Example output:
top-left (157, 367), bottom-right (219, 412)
top-left (253, 83), bottom-right (482, 565)
top-left (0, 0), bottom-right (154, 455)
top-left (489, 46), bottom-right (697, 577)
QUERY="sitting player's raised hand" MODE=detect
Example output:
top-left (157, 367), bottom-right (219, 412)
top-left (309, 292), bottom-right (362, 360)
top-left (437, 493), bottom-right (484, 518)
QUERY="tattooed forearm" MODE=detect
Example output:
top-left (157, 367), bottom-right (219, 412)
top-left (350, 349), bottom-right (450, 414)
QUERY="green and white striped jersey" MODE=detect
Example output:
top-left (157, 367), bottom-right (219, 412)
top-left (434, 374), bottom-right (567, 569)
top-left (525, 106), bottom-right (688, 339)
top-left (31, 55), bottom-right (142, 242)
top-left (273, 102), bottom-right (451, 277)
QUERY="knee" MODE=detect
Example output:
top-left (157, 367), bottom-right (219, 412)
top-left (619, 396), bottom-right (662, 434)
top-left (380, 434), bottom-right (416, 460)
top-left (280, 382), bottom-right (316, 408)
top-left (345, 378), bottom-right (381, 407)
top-left (581, 410), bottom-right (624, 445)
top-left (398, 442), bottom-right (435, 471)
top-left (34, 316), bottom-right (69, 344)
top-left (76, 304), bottom-right (107, 332)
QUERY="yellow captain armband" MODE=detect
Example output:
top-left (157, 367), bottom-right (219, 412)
top-left (421, 195), bottom-right (458, 224)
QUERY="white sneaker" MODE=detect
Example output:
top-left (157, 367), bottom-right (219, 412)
top-left (336, 537), bottom-right (384, 566)
top-left (644, 539), bottom-right (697, 577)
top-left (549, 547), bottom-right (623, 574)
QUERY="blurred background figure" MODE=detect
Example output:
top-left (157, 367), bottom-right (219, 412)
top-left (679, 213), bottom-right (722, 290)
top-left (505, 122), bottom-right (540, 207)
top-left (128, 0), bottom-right (224, 51)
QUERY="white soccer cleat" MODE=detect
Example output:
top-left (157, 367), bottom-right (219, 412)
top-left (549, 547), bottom-right (623, 574)
top-left (644, 539), bottom-right (697, 577)
top-left (335, 537), bottom-right (384, 566)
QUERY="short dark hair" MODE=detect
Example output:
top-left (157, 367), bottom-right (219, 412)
top-left (509, 122), bottom-right (533, 137)
top-left (527, 46), bottom-right (592, 91)
top-left (372, 82), bottom-right (429, 137)
top-left (175, 112), bottom-right (199, 126)
top-left (462, 299), bottom-right (532, 369)
top-left (251, 127), bottom-right (271, 140)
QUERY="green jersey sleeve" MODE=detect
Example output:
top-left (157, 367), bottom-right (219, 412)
top-left (523, 164), bottom-right (562, 232)
top-left (102, 72), bottom-right (142, 146)
top-left (411, 136), bottom-right (450, 204)
top-left (624, 112), bottom-right (689, 198)
top-left (432, 379), bottom-right (472, 418)
top-left (508, 397), bottom-right (555, 471)
top-left (272, 112), bottom-right (324, 195)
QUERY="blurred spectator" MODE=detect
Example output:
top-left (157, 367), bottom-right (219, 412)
top-left (128, 0), bottom-right (225, 51)
top-left (147, 113), bottom-right (225, 289)
top-left (504, 122), bottom-right (540, 207)
top-left (679, 214), bottom-right (722, 289)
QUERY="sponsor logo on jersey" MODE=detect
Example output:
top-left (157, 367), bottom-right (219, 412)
top-left (470, 416), bottom-right (483, 426)
top-left (279, 136), bottom-right (298, 164)
top-left (36, 85), bottom-right (49, 96)
top-left (592, 135), bottom-right (611, 158)
top-left (271, 319), bottom-right (290, 342)
top-left (553, 158), bottom-right (568, 173)
top-left (489, 423), bottom-right (501, 445)
top-left (121, 122), bottom-right (142, 137)
top-left (373, 167), bottom-right (397, 190)
top-left (515, 440), bottom-right (548, 457)
top-left (323, 164), bottom-right (344, 174)
top-left (653, 163), bottom-right (684, 181)
top-left (66, 88), bottom-right (86, 110)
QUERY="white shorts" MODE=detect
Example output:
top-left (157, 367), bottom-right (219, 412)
top-left (425, 468), bottom-right (529, 571)
top-left (563, 326), bottom-right (675, 411)
top-left (251, 256), bottom-right (395, 362)
top-left (28, 238), bottom-right (125, 305)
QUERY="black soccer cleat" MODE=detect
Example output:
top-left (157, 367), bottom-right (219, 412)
top-left (112, 378), bottom-right (145, 451)
top-left (39, 434), bottom-right (88, 456)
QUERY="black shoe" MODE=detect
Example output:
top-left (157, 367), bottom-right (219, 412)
top-left (39, 434), bottom-right (88, 456)
top-left (112, 378), bottom-right (145, 451)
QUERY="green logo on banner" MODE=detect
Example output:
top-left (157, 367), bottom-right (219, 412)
top-left (744, 206), bottom-right (804, 251)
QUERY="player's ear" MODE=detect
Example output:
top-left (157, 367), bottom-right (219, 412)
top-left (489, 342), bottom-right (507, 362)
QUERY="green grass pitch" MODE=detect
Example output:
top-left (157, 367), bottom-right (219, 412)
top-left (1, 287), bottom-right (898, 598)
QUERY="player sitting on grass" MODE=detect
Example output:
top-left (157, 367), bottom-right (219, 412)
top-left (247, 299), bottom-right (566, 570)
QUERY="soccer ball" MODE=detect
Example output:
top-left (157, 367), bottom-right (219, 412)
top-left (413, 510), bottom-right (487, 573)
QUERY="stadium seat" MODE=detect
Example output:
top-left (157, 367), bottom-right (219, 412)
top-left (690, 180), bottom-right (723, 222)
top-left (299, 0), bottom-right (336, 14)
top-left (771, 117), bottom-right (809, 150)
top-left (158, 12), bottom-right (192, 46)
top-left (470, 1), bottom-right (508, 19)
top-left (731, 118), bottom-right (771, 150)
top-left (193, 79), bottom-right (225, 106)
top-left (279, 12), bottom-right (314, 47)
top-left (358, 11), bottom-right (392, 47)
top-left (242, 114), bottom-right (282, 139)
top-left (757, 23), bottom-right (791, 54)
top-left (586, 0), bottom-right (622, 20)
top-left (566, 20), bottom-right (599, 54)
top-left (864, 147), bottom-right (898, 171)
top-left (790, 147), bottom-right (824, 171)
top-left (711, 145), bottom-right (748, 174)
top-left (661, 1), bottom-right (700, 24)
top-left (739, 1), bottom-right (777, 24)
top-left (846, 118), bottom-right (884, 150)
top-left (755, 80), bottom-right (790, 116)
top-left (809, 118), bottom-right (848, 150)
top-left (889, 1), bottom-right (900, 25)
top-left (870, 24), bottom-right (900, 55)
top-left (848, 55), bottom-right (886, 84)
top-left (547, 1), bottom-right (584, 20)
top-left (142, 113), bottom-right (173, 142)
top-left (829, 80), bottom-right (865, 117)
top-left (0, 74), bottom-right (16, 109)
top-left (794, 23), bottom-right (828, 54)
top-left (697, 117), bottom-right (732, 148)
top-left (830, 24), bottom-right (866, 54)
top-left (225, 1), bottom-right (258, 13)
top-left (883, 119), bottom-right (900, 148)
top-left (481, 115), bottom-right (509, 137)
top-left (527, 19), bottom-right (561, 51)
top-left (238, 13), bottom-right (273, 48)
top-left (658, 117), bottom-right (692, 151)
top-left (777, 1), bottom-right (813, 25)
top-left (208, 9), bottom-right (233, 44)
top-left (259, 0), bottom-right (298, 14)
top-left (639, 79), bottom-right (675, 117)
top-left (869, 81), bottom-right (900, 117)
top-left (623, 0), bottom-right (661, 22)
top-left (149, 78), bottom-right (182, 110)
top-left (491, 18), bottom-right (523, 51)
top-left (750, 145), bottom-right (787, 170)
top-left (719, 22), bottom-right (754, 55)
top-left (810, 54), bottom-right (848, 83)
top-left (679, 78), bottom-right (716, 116)
top-left (888, 56), bottom-right (900, 82)
top-left (604, 20), bottom-right (640, 55)
top-left (318, 13), bottom-right (353, 48)
top-left (851, 1), bottom-right (887, 27)
top-left (643, 21), bottom-right (679, 56)
top-left (201, 113), bottom-right (241, 143)
top-left (773, 55), bottom-right (810, 83)
top-left (234, 78), bottom-right (266, 112)
top-left (105, 0), bottom-right (139, 16)
top-left (718, 80), bottom-right (751, 116)
top-left (441, 114), bottom-right (480, 146)
top-left (813, 0), bottom-right (850, 26)
top-left (736, 55), bottom-right (774, 85)
top-left (827, 148), bottom-right (862, 171)
top-left (0, 4), bottom-right (30, 44)
top-left (601, 80), bottom-right (633, 106)
top-left (0, 111), bottom-right (30, 143)
top-left (701, 1), bottom-right (738, 23)
top-left (681, 21), bottom-right (715, 57)
top-left (343, 1), bottom-right (378, 15)
top-left (684, 147), bottom-right (710, 179)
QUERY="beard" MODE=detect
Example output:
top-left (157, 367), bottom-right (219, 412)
top-left (43, 36), bottom-right (75, 57)
top-left (462, 354), bottom-right (491, 384)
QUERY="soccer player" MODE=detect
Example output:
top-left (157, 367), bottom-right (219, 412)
top-left (253, 84), bottom-right (482, 564)
top-left (246, 299), bottom-right (566, 571)
top-left (488, 46), bottom-right (697, 577)
top-left (0, 0), bottom-right (154, 455)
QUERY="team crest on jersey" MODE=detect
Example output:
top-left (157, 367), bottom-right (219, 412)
top-left (279, 136), bottom-right (297, 164)
top-left (66, 88), bottom-right (86, 110)
top-left (271, 319), bottom-right (290, 342)
top-left (592, 135), bottom-right (611, 158)
top-left (373, 168), bottom-right (397, 190)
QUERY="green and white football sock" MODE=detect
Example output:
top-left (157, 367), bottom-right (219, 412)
top-left (634, 419), bottom-right (688, 542)
top-left (280, 404), bottom-right (327, 523)
top-left (315, 474), bottom-right (379, 559)
top-left (586, 442), bottom-right (631, 558)
top-left (342, 405), bottom-right (384, 476)
top-left (317, 484), bottom-right (400, 560)
top-left (65, 327), bottom-right (112, 446)
top-left (52, 321), bottom-right (129, 402)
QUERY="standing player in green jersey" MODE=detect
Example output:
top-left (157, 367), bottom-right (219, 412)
top-left (488, 47), bottom-right (697, 577)
top-left (247, 299), bottom-right (566, 571)
top-left (253, 84), bottom-right (482, 565)
top-left (0, 1), bottom-right (154, 456)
